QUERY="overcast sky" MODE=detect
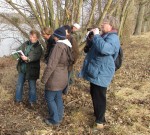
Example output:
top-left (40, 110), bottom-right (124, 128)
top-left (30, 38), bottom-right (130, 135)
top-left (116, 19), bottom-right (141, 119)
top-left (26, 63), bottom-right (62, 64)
top-left (0, 0), bottom-right (31, 13)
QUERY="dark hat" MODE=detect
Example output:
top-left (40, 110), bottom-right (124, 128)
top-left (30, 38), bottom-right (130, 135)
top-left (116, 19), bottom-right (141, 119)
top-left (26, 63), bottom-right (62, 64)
top-left (53, 27), bottom-right (66, 40)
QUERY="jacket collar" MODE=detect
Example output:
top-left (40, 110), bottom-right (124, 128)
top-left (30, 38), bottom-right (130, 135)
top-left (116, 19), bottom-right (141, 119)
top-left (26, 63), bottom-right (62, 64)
top-left (26, 40), bottom-right (40, 47)
top-left (47, 35), bottom-right (54, 42)
top-left (101, 30), bottom-right (118, 37)
top-left (57, 39), bottom-right (72, 48)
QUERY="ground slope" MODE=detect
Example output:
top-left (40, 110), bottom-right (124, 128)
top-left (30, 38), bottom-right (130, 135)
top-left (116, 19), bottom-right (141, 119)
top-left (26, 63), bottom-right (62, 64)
top-left (0, 32), bottom-right (149, 135)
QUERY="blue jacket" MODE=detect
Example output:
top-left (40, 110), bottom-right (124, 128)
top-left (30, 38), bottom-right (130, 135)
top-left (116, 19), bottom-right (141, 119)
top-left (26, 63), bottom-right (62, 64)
top-left (79, 32), bottom-right (120, 87)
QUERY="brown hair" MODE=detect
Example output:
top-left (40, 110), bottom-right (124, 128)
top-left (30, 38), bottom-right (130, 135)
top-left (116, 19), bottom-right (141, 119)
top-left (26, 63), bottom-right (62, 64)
top-left (30, 30), bottom-right (40, 39)
top-left (41, 27), bottom-right (53, 35)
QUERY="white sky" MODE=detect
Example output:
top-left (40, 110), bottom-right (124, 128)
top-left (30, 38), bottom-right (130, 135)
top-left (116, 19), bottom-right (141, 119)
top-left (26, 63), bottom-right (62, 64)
top-left (0, 0), bottom-right (65, 13)
top-left (0, 0), bottom-right (34, 13)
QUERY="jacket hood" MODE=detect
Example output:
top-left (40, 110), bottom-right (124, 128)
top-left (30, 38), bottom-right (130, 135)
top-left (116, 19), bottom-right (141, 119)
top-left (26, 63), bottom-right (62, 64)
top-left (109, 29), bottom-right (118, 34)
top-left (101, 29), bottom-right (118, 37)
top-left (57, 39), bottom-right (72, 48)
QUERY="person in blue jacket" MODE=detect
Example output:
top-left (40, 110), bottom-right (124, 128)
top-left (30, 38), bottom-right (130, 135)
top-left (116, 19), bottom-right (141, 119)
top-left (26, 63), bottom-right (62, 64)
top-left (79, 17), bottom-right (120, 129)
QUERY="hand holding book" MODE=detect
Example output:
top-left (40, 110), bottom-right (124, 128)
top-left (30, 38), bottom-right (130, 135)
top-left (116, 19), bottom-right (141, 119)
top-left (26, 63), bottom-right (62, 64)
top-left (11, 50), bottom-right (25, 60)
top-left (21, 55), bottom-right (28, 61)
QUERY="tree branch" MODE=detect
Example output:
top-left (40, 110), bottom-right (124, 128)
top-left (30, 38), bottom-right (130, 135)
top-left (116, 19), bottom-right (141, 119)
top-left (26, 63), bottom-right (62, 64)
top-left (46, 0), bottom-right (54, 28)
top-left (86, 0), bottom-right (97, 28)
top-left (5, 0), bottom-right (35, 28)
top-left (0, 14), bottom-right (29, 38)
top-left (118, 0), bottom-right (131, 36)
top-left (41, 0), bottom-right (49, 27)
top-left (34, 0), bottom-right (46, 27)
top-left (96, 0), bottom-right (113, 26)
top-left (26, 0), bottom-right (43, 29)
top-left (109, 0), bottom-right (121, 16)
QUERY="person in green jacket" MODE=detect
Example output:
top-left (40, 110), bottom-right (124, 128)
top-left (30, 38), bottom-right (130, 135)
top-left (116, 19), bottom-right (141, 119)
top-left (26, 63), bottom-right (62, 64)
top-left (15, 30), bottom-right (43, 108)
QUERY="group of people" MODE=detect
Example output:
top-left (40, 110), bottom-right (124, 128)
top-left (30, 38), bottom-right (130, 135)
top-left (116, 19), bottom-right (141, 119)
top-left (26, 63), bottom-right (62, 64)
top-left (14, 16), bottom-right (120, 130)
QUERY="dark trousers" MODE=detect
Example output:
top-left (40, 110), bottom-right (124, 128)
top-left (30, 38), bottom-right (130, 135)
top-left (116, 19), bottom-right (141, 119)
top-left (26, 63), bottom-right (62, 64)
top-left (90, 83), bottom-right (107, 124)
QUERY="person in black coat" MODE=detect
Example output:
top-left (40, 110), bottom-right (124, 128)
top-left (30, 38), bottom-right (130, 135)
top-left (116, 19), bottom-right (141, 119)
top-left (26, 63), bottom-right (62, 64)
top-left (41, 27), bottom-right (56, 64)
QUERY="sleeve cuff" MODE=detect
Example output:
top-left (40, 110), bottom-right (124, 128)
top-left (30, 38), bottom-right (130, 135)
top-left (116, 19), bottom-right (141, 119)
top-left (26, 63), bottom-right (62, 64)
top-left (27, 57), bottom-right (31, 62)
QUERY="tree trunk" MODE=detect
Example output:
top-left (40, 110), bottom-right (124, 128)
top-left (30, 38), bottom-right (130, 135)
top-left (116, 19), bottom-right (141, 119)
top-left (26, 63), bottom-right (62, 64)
top-left (63, 0), bottom-right (71, 25)
top-left (118, 0), bottom-right (131, 37)
top-left (97, 0), bottom-right (113, 27)
top-left (86, 0), bottom-right (97, 28)
top-left (42, 0), bottom-right (50, 27)
top-left (75, 0), bottom-right (83, 23)
top-left (134, 0), bottom-right (146, 35)
top-left (109, 0), bottom-right (121, 16)
top-left (26, 0), bottom-right (43, 29)
top-left (46, 0), bottom-right (55, 28)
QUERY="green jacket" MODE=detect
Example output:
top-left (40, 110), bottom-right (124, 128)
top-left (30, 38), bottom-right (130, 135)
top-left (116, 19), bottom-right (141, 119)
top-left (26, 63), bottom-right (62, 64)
top-left (17, 41), bottom-right (43, 80)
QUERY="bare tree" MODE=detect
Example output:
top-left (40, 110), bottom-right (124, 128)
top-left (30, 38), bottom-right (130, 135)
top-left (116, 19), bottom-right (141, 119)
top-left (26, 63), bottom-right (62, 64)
top-left (0, 0), bottom-right (146, 50)
top-left (134, 0), bottom-right (149, 35)
top-left (96, 0), bottom-right (113, 26)
top-left (118, 0), bottom-right (132, 37)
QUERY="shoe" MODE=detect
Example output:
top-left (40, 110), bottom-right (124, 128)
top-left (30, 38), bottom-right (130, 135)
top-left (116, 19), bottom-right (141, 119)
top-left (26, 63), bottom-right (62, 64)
top-left (96, 123), bottom-right (104, 129)
top-left (93, 123), bottom-right (104, 130)
top-left (14, 101), bottom-right (23, 106)
top-left (44, 119), bottom-right (60, 126)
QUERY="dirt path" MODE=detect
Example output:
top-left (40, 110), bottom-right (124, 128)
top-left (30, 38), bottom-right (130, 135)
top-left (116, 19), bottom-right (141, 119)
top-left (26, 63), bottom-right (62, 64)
top-left (0, 33), bottom-right (150, 135)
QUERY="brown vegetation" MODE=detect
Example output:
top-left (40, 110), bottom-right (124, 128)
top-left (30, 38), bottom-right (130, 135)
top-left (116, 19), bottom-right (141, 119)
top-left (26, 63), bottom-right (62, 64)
top-left (0, 33), bottom-right (150, 134)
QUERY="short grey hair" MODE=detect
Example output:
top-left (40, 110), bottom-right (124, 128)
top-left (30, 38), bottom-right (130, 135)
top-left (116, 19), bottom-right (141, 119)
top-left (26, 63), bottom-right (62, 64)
top-left (103, 16), bottom-right (119, 30)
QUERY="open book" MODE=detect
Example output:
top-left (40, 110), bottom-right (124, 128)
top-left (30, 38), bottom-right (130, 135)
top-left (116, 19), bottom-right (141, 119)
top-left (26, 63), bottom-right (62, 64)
top-left (11, 50), bottom-right (25, 60)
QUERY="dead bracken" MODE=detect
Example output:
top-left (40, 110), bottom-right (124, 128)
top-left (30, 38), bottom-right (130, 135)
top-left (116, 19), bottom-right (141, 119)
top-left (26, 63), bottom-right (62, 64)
top-left (0, 32), bottom-right (150, 135)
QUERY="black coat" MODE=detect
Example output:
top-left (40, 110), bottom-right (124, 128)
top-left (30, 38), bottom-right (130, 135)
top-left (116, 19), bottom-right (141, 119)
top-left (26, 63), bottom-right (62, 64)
top-left (44, 35), bottom-right (56, 64)
top-left (17, 41), bottom-right (43, 80)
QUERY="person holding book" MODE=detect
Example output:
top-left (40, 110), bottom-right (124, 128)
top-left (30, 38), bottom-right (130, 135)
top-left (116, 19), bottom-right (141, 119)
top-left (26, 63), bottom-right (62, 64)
top-left (15, 30), bottom-right (43, 108)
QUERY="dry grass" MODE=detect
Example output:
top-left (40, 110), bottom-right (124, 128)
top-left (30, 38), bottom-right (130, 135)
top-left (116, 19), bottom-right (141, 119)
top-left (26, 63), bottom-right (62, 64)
top-left (115, 82), bottom-right (150, 101)
top-left (0, 86), bottom-right (12, 105)
top-left (0, 32), bottom-right (150, 135)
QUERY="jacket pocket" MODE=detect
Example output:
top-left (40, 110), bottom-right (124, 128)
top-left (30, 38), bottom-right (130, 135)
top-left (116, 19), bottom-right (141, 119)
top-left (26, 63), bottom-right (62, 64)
top-left (86, 60), bottom-right (100, 79)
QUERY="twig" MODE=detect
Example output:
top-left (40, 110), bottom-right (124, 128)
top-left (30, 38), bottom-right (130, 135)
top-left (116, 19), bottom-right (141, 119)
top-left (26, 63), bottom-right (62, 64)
top-left (65, 99), bottom-right (79, 107)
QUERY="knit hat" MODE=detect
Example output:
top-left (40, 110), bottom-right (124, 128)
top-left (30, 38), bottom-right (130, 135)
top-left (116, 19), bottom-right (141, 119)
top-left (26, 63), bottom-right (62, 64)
top-left (73, 23), bottom-right (81, 29)
top-left (53, 27), bottom-right (66, 40)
